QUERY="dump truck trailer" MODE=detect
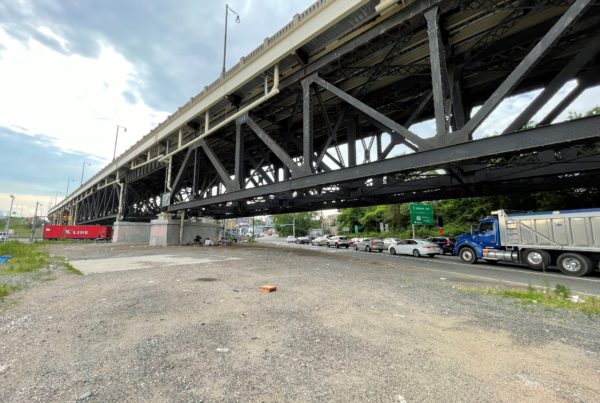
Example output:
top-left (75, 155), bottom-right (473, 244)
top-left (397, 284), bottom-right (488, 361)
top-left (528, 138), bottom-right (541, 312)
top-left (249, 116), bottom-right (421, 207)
top-left (454, 209), bottom-right (600, 276)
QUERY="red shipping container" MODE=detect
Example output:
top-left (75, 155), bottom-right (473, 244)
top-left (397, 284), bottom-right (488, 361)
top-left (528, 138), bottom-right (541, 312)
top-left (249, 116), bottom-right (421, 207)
top-left (43, 225), bottom-right (112, 240)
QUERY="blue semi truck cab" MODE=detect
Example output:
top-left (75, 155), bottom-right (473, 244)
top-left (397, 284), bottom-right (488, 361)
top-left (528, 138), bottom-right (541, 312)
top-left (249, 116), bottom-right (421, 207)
top-left (453, 209), bottom-right (600, 276)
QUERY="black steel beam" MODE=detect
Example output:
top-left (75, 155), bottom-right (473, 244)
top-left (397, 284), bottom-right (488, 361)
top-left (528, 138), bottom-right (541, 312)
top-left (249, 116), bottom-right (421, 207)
top-left (459, 0), bottom-right (592, 139)
top-left (504, 33), bottom-right (600, 133)
top-left (244, 115), bottom-right (304, 177)
top-left (198, 139), bottom-right (237, 190)
top-left (310, 74), bottom-right (428, 150)
top-left (169, 115), bottom-right (600, 211)
top-left (425, 6), bottom-right (451, 141)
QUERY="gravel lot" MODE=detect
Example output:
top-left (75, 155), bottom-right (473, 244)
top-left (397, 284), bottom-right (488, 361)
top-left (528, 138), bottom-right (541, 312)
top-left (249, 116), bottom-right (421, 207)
top-left (1, 242), bottom-right (599, 402)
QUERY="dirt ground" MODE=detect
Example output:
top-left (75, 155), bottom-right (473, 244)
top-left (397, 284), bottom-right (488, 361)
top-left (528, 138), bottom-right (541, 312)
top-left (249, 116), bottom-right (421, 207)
top-left (0, 243), bottom-right (599, 402)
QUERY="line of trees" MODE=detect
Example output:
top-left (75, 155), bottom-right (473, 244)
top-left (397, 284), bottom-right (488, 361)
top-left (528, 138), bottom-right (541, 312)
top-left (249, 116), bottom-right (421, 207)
top-left (272, 212), bottom-right (319, 237)
top-left (336, 188), bottom-right (600, 237)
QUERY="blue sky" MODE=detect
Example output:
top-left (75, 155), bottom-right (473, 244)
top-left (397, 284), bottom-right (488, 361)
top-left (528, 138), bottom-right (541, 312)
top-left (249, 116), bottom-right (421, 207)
top-left (0, 1), bottom-right (598, 216)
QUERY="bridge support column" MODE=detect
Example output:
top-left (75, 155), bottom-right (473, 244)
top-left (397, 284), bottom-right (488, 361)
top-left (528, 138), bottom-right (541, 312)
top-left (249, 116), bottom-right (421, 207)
top-left (301, 77), bottom-right (314, 174)
top-left (424, 6), bottom-right (452, 144)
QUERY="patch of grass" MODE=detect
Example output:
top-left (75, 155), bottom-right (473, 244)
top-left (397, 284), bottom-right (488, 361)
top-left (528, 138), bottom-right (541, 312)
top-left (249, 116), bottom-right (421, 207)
top-left (0, 283), bottom-right (19, 299)
top-left (457, 283), bottom-right (600, 315)
top-left (0, 242), bottom-right (49, 274)
top-left (63, 261), bottom-right (83, 275)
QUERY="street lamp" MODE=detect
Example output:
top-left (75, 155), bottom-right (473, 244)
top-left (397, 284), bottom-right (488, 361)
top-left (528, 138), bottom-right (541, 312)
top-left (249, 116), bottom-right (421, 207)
top-left (52, 191), bottom-right (62, 208)
top-left (65, 178), bottom-right (75, 197)
top-left (222, 4), bottom-right (241, 76)
top-left (81, 160), bottom-right (91, 185)
top-left (4, 195), bottom-right (14, 243)
top-left (113, 125), bottom-right (127, 161)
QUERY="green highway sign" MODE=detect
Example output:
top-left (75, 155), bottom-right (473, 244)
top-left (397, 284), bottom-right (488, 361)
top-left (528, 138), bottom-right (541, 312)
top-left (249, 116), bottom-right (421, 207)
top-left (410, 203), bottom-right (434, 225)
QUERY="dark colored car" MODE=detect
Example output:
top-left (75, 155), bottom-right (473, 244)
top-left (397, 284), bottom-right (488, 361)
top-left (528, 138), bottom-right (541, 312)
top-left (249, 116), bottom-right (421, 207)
top-left (426, 237), bottom-right (457, 255)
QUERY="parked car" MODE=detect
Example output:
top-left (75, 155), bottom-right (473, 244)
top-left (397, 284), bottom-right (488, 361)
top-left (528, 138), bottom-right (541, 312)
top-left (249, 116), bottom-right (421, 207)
top-left (389, 239), bottom-right (442, 257)
top-left (286, 235), bottom-right (297, 243)
top-left (354, 238), bottom-right (384, 252)
top-left (295, 236), bottom-right (310, 244)
top-left (311, 236), bottom-right (329, 246)
top-left (426, 236), bottom-right (456, 255)
top-left (383, 238), bottom-right (402, 250)
top-left (0, 232), bottom-right (5, 242)
top-left (349, 237), bottom-right (361, 247)
top-left (327, 235), bottom-right (349, 248)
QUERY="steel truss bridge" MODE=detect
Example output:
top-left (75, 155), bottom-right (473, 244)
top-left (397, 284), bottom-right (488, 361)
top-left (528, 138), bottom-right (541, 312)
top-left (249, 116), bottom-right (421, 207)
top-left (49, 0), bottom-right (600, 224)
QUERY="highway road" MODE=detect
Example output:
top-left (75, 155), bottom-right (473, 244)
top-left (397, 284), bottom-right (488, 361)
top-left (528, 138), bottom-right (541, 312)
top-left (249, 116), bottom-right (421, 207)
top-left (257, 237), bottom-right (600, 297)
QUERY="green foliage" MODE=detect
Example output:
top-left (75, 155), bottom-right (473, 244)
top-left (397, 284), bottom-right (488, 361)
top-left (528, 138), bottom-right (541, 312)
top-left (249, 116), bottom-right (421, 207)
top-left (273, 212), bottom-right (318, 237)
top-left (554, 283), bottom-right (571, 299)
top-left (336, 187), bottom-right (600, 239)
top-left (0, 242), bottom-right (49, 274)
top-left (459, 284), bottom-right (599, 315)
top-left (586, 106), bottom-right (600, 116)
top-left (359, 206), bottom-right (387, 232)
top-left (337, 207), bottom-right (366, 232)
top-left (63, 261), bottom-right (83, 275)
top-left (0, 283), bottom-right (19, 300)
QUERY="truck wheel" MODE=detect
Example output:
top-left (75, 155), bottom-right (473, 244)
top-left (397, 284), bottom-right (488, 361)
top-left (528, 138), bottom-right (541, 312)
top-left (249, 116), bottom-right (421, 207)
top-left (521, 249), bottom-right (551, 270)
top-left (459, 247), bottom-right (477, 264)
top-left (557, 253), bottom-right (593, 277)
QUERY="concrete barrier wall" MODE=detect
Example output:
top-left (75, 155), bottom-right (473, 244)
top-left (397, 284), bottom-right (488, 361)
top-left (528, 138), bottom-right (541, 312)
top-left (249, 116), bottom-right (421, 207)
top-left (114, 219), bottom-right (222, 246)
top-left (112, 221), bottom-right (151, 244)
top-left (149, 219), bottom-right (181, 247)
top-left (182, 222), bottom-right (222, 244)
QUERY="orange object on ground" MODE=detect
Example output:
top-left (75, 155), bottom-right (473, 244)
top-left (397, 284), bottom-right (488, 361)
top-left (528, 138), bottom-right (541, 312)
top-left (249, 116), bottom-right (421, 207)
top-left (259, 285), bottom-right (277, 293)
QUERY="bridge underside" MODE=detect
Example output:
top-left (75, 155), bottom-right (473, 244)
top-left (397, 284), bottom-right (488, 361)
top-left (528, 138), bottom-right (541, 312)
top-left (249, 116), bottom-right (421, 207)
top-left (59, 0), bottom-right (600, 224)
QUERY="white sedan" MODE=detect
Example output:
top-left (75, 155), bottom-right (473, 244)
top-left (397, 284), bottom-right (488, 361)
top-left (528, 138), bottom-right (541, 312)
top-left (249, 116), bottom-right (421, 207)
top-left (388, 239), bottom-right (442, 257)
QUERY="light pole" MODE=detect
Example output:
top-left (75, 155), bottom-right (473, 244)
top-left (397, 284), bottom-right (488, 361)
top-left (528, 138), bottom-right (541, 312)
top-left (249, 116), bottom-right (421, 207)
top-left (52, 191), bottom-right (62, 208)
top-left (113, 125), bottom-right (127, 161)
top-left (4, 195), bottom-right (14, 243)
top-left (222, 4), bottom-right (240, 76)
top-left (30, 202), bottom-right (40, 241)
top-left (80, 161), bottom-right (91, 185)
top-left (65, 178), bottom-right (74, 197)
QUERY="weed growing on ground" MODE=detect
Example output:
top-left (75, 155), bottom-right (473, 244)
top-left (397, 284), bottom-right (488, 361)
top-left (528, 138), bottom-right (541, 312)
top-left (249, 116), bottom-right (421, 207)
top-left (0, 242), bottom-right (49, 274)
top-left (0, 283), bottom-right (19, 300)
top-left (63, 261), bottom-right (83, 275)
top-left (457, 283), bottom-right (600, 315)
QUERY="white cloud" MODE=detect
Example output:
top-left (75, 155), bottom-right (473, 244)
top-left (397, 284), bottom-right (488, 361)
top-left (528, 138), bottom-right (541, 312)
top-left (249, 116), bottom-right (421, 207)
top-left (0, 26), bottom-right (168, 162)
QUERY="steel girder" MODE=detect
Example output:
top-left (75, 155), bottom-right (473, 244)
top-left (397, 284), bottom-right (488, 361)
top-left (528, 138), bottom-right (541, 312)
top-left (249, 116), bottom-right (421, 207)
top-left (169, 115), bottom-right (600, 215)
top-left (64, 0), bottom-right (600, 223)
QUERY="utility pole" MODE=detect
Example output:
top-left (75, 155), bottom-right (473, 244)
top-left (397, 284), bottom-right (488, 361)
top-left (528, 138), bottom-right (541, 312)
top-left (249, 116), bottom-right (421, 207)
top-left (30, 202), bottom-right (40, 241)
top-left (292, 216), bottom-right (296, 238)
top-left (4, 195), bottom-right (14, 243)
